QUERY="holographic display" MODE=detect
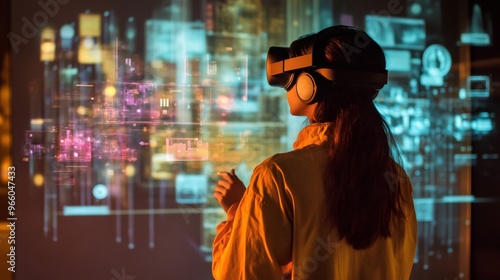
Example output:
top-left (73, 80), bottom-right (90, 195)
top-left (11, 1), bottom-right (497, 279)
top-left (365, 15), bottom-right (426, 50)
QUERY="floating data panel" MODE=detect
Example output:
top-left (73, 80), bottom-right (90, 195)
top-left (385, 50), bottom-right (412, 73)
top-left (460, 3), bottom-right (491, 46)
top-left (473, 112), bottom-right (494, 134)
top-left (121, 82), bottom-right (160, 121)
top-left (175, 173), bottom-right (208, 204)
top-left (414, 198), bottom-right (435, 222)
top-left (421, 44), bottom-right (452, 87)
top-left (166, 138), bottom-right (209, 161)
top-left (57, 129), bottom-right (92, 162)
top-left (63, 205), bottom-right (111, 216)
top-left (467, 75), bottom-right (490, 98)
top-left (365, 15), bottom-right (426, 50)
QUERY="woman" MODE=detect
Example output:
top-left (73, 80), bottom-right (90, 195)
top-left (212, 25), bottom-right (417, 280)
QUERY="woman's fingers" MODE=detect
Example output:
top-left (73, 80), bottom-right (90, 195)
top-left (217, 173), bottom-right (233, 184)
top-left (213, 191), bottom-right (222, 202)
top-left (217, 179), bottom-right (231, 189)
top-left (214, 169), bottom-right (246, 213)
top-left (214, 185), bottom-right (227, 195)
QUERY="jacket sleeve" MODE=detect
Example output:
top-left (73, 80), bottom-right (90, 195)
top-left (212, 162), bottom-right (293, 280)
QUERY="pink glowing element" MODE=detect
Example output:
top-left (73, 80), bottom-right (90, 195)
top-left (120, 83), bottom-right (161, 121)
top-left (23, 130), bottom-right (49, 159)
top-left (102, 148), bottom-right (137, 161)
top-left (57, 129), bottom-right (92, 162)
top-left (102, 108), bottom-right (119, 121)
top-left (166, 138), bottom-right (209, 161)
top-left (98, 135), bottom-right (137, 161)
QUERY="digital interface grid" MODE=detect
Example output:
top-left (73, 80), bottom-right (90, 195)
top-left (10, 0), bottom-right (498, 279)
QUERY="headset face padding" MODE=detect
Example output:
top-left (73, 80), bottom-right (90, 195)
top-left (266, 46), bottom-right (296, 89)
top-left (295, 72), bottom-right (317, 104)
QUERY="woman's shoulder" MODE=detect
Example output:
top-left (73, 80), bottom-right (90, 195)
top-left (253, 146), bottom-right (325, 181)
top-left (258, 148), bottom-right (308, 170)
top-left (262, 145), bottom-right (327, 171)
top-left (250, 150), bottom-right (298, 183)
top-left (253, 152), bottom-right (287, 174)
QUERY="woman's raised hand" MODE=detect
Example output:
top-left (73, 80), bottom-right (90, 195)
top-left (214, 169), bottom-right (246, 213)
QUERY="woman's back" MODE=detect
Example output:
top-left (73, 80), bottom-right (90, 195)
top-left (259, 123), bottom-right (417, 279)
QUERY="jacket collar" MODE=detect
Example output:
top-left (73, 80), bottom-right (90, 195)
top-left (293, 122), bottom-right (334, 150)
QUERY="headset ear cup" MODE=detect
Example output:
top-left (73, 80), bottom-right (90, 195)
top-left (296, 73), bottom-right (317, 104)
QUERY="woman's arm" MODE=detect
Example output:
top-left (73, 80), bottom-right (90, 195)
top-left (212, 163), bottom-right (293, 279)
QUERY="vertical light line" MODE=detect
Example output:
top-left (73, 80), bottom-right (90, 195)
top-left (116, 176), bottom-right (122, 243)
top-left (115, 37), bottom-right (118, 81)
top-left (43, 62), bottom-right (50, 238)
top-left (80, 158), bottom-right (85, 205)
top-left (206, 54), bottom-right (210, 75)
top-left (149, 179), bottom-right (155, 248)
top-left (86, 167), bottom-right (91, 205)
top-left (52, 181), bottom-right (58, 241)
top-left (244, 55), bottom-right (248, 101)
top-left (128, 174), bottom-right (134, 249)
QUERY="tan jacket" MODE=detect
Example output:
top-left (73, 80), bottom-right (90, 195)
top-left (212, 122), bottom-right (417, 280)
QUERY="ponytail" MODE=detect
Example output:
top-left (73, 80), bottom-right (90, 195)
top-left (323, 99), bottom-right (406, 250)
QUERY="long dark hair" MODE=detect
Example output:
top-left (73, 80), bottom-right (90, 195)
top-left (290, 26), bottom-right (407, 250)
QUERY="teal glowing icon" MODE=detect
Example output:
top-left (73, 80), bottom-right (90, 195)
top-left (92, 184), bottom-right (109, 200)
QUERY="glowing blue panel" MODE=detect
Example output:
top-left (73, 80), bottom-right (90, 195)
top-left (460, 4), bottom-right (491, 46)
top-left (472, 113), bottom-right (493, 133)
top-left (365, 15), bottom-right (426, 50)
top-left (385, 50), bottom-right (411, 72)
top-left (145, 20), bottom-right (206, 63)
top-left (461, 33), bottom-right (490, 46)
top-left (467, 75), bottom-right (490, 98)
top-left (442, 195), bottom-right (475, 203)
top-left (413, 198), bottom-right (434, 222)
top-left (175, 173), bottom-right (208, 204)
top-left (63, 206), bottom-right (111, 216)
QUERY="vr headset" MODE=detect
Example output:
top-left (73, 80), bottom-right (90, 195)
top-left (266, 46), bottom-right (388, 103)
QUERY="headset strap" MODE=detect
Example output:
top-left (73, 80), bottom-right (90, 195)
top-left (315, 68), bottom-right (388, 88)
